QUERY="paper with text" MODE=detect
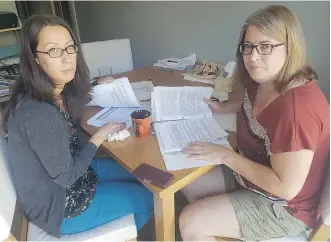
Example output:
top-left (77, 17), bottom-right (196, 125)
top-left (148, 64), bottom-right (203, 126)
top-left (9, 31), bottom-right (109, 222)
top-left (87, 107), bottom-right (141, 128)
top-left (91, 77), bottom-right (141, 108)
top-left (153, 86), bottom-right (213, 122)
top-left (163, 138), bottom-right (233, 170)
top-left (154, 117), bottom-right (228, 154)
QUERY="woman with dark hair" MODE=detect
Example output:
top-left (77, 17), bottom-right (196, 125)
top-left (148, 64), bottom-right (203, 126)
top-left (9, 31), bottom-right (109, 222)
top-left (3, 15), bottom-right (153, 238)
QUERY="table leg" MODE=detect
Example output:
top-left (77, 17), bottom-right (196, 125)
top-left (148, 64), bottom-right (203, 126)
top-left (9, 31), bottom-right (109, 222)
top-left (153, 193), bottom-right (175, 241)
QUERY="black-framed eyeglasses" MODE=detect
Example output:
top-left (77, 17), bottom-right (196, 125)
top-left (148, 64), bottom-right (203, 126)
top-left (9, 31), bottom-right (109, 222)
top-left (36, 44), bottom-right (79, 58)
top-left (239, 43), bottom-right (285, 55)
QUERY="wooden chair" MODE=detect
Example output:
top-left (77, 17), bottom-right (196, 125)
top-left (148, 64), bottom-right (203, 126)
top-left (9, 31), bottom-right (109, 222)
top-left (0, 136), bottom-right (138, 242)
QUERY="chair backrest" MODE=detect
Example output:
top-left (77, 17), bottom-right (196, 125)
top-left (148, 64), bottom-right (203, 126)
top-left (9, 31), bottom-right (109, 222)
top-left (0, 136), bottom-right (16, 241)
top-left (81, 39), bottom-right (134, 79)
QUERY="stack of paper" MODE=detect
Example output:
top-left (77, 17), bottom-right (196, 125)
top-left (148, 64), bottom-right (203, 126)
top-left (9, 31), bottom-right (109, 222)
top-left (163, 138), bottom-right (233, 171)
top-left (151, 86), bottom-right (233, 170)
top-left (153, 53), bottom-right (196, 70)
top-left (152, 86), bottom-right (213, 122)
top-left (154, 118), bottom-right (228, 154)
top-left (90, 77), bottom-right (141, 108)
top-left (0, 76), bottom-right (16, 97)
top-left (87, 77), bottom-right (152, 128)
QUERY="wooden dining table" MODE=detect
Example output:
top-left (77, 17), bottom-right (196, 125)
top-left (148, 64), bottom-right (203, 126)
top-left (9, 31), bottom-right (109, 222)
top-left (81, 66), bottom-right (237, 241)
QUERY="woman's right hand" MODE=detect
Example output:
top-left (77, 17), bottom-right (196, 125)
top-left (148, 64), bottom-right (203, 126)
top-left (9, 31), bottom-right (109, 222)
top-left (90, 122), bottom-right (126, 147)
top-left (203, 97), bottom-right (227, 113)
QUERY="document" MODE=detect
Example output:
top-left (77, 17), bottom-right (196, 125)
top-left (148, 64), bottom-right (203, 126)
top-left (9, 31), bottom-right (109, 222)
top-left (154, 117), bottom-right (228, 154)
top-left (153, 53), bottom-right (197, 70)
top-left (153, 86), bottom-right (213, 122)
top-left (87, 107), bottom-right (141, 128)
top-left (91, 77), bottom-right (141, 108)
top-left (163, 138), bottom-right (233, 171)
top-left (130, 81), bottom-right (154, 102)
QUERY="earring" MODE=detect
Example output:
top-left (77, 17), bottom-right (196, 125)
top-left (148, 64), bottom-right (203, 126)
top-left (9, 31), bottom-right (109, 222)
top-left (36, 59), bottom-right (40, 65)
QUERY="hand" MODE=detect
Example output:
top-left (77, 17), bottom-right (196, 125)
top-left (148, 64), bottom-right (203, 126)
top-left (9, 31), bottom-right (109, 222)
top-left (90, 122), bottom-right (126, 146)
top-left (203, 97), bottom-right (226, 113)
top-left (183, 142), bottom-right (236, 164)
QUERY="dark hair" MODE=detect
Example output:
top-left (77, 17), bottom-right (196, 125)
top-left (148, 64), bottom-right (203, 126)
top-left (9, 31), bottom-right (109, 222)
top-left (2, 15), bottom-right (91, 132)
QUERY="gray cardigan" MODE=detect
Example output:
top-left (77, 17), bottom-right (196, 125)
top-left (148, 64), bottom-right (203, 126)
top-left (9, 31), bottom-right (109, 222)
top-left (7, 99), bottom-right (98, 237)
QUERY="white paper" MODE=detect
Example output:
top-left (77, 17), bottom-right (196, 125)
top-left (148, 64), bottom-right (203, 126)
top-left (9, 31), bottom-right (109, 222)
top-left (153, 53), bottom-right (196, 70)
top-left (153, 86), bottom-right (213, 122)
top-left (151, 92), bottom-right (157, 122)
top-left (154, 117), bottom-right (228, 154)
top-left (130, 81), bottom-right (154, 101)
top-left (87, 107), bottom-right (142, 128)
top-left (163, 138), bottom-right (233, 171)
top-left (224, 61), bottom-right (236, 78)
top-left (213, 113), bottom-right (236, 131)
top-left (91, 77), bottom-right (141, 108)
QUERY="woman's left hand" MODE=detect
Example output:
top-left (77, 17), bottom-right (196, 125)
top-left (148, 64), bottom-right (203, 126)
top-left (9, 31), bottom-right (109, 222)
top-left (183, 142), bottom-right (237, 164)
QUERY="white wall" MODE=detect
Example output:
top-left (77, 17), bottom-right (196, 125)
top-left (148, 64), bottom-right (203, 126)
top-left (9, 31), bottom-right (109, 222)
top-left (75, 1), bottom-right (330, 98)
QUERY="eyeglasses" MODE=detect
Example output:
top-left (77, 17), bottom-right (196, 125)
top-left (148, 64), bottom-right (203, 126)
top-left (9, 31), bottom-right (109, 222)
top-left (239, 43), bottom-right (285, 55)
top-left (36, 44), bottom-right (79, 58)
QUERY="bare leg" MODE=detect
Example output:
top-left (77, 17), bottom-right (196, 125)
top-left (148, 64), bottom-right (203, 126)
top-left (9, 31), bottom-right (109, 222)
top-left (181, 165), bottom-right (229, 203)
top-left (179, 194), bottom-right (243, 241)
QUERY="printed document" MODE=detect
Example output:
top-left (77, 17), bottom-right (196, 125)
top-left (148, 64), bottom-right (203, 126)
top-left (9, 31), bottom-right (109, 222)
top-left (153, 86), bottom-right (213, 122)
top-left (91, 77), bottom-right (141, 108)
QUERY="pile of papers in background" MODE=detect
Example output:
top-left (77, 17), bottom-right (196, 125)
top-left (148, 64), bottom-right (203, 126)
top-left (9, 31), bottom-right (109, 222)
top-left (153, 53), bottom-right (196, 70)
top-left (0, 75), bottom-right (15, 97)
top-left (0, 57), bottom-right (20, 66)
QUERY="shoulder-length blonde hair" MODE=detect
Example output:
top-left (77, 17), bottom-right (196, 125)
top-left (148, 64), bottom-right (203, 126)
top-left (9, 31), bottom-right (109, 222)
top-left (233, 5), bottom-right (317, 93)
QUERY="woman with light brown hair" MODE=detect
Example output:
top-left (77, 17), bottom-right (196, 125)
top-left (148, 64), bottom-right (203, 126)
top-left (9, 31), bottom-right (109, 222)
top-left (179, 5), bottom-right (329, 241)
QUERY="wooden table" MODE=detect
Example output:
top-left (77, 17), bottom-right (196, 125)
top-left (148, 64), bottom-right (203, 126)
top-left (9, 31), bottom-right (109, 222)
top-left (81, 67), bottom-right (237, 241)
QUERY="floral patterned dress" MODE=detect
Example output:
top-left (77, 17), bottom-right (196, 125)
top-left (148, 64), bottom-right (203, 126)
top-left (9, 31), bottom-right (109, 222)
top-left (54, 104), bottom-right (98, 218)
